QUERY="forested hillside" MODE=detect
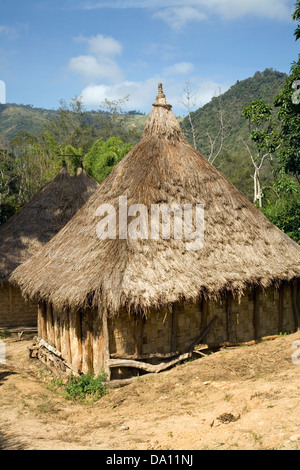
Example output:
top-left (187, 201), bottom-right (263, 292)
top-left (182, 69), bottom-right (286, 152)
top-left (0, 66), bottom-right (299, 243)
top-left (181, 69), bottom-right (287, 197)
top-left (0, 104), bottom-right (57, 142)
top-left (182, 66), bottom-right (299, 243)
top-left (0, 103), bottom-right (146, 144)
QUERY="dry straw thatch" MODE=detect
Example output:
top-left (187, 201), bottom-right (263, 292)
top-left (10, 84), bottom-right (300, 315)
top-left (0, 163), bottom-right (98, 282)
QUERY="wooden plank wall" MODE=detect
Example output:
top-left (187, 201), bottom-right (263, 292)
top-left (36, 281), bottom-right (299, 377)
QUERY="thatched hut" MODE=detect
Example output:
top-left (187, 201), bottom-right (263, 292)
top-left (0, 162), bottom-right (98, 328)
top-left (10, 84), bottom-right (300, 379)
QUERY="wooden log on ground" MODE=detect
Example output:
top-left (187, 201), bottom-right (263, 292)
top-left (109, 352), bottom-right (191, 374)
top-left (108, 314), bottom-right (218, 377)
top-left (110, 351), bottom-right (180, 360)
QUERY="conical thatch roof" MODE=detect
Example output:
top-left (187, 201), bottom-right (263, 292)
top-left (0, 163), bottom-right (99, 281)
top-left (10, 84), bottom-right (300, 314)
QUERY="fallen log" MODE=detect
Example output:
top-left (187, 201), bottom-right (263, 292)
top-left (108, 315), bottom-right (218, 375)
top-left (108, 352), bottom-right (192, 374)
top-left (110, 351), bottom-right (180, 360)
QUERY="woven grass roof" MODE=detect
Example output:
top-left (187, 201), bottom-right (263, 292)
top-left (10, 84), bottom-right (300, 314)
top-left (0, 164), bottom-right (98, 281)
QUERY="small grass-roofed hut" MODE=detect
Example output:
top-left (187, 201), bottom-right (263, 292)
top-left (0, 162), bottom-right (99, 328)
top-left (10, 84), bottom-right (300, 380)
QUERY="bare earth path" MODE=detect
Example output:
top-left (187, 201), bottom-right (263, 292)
top-left (0, 332), bottom-right (300, 450)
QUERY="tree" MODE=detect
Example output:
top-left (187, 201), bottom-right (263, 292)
top-left (180, 81), bottom-right (198, 150)
top-left (255, 1), bottom-right (300, 244)
top-left (242, 100), bottom-right (280, 207)
top-left (274, 57), bottom-right (300, 183)
top-left (84, 137), bottom-right (133, 183)
top-left (96, 96), bottom-right (141, 144)
top-left (9, 131), bottom-right (62, 203)
top-left (45, 96), bottom-right (141, 154)
top-left (45, 98), bottom-right (100, 153)
top-left (293, 0), bottom-right (300, 40)
top-left (261, 170), bottom-right (300, 243)
top-left (206, 91), bottom-right (229, 166)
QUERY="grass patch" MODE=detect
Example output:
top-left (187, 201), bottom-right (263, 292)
top-left (0, 330), bottom-right (11, 339)
top-left (64, 371), bottom-right (108, 402)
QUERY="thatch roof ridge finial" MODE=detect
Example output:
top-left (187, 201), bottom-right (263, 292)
top-left (157, 83), bottom-right (165, 99)
top-left (59, 157), bottom-right (70, 176)
top-left (152, 82), bottom-right (172, 111)
top-left (76, 156), bottom-right (84, 176)
top-left (143, 83), bottom-right (184, 143)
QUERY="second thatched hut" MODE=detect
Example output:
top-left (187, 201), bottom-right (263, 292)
top-left (0, 162), bottom-right (98, 328)
top-left (10, 85), bottom-right (300, 379)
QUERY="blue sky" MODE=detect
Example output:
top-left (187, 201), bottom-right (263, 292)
top-left (0, 0), bottom-right (298, 115)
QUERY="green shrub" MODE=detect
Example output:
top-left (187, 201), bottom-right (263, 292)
top-left (64, 371), bottom-right (108, 401)
top-left (0, 329), bottom-right (11, 339)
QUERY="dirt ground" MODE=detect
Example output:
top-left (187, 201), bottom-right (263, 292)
top-left (0, 331), bottom-right (300, 451)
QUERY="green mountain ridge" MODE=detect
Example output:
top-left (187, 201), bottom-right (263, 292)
top-left (0, 68), bottom-right (286, 151)
top-left (181, 68), bottom-right (287, 156)
top-left (0, 104), bottom-right (58, 143)
top-left (181, 68), bottom-right (288, 198)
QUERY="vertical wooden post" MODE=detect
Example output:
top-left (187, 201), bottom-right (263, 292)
top-left (297, 281), bottom-right (300, 330)
top-left (291, 281), bottom-right (300, 331)
top-left (38, 302), bottom-right (42, 338)
top-left (226, 292), bottom-right (233, 343)
top-left (134, 314), bottom-right (144, 358)
top-left (64, 308), bottom-right (72, 365)
top-left (9, 285), bottom-right (13, 318)
top-left (171, 304), bottom-right (179, 353)
top-left (200, 295), bottom-right (208, 342)
top-left (253, 287), bottom-right (260, 340)
top-left (86, 309), bottom-right (94, 373)
top-left (47, 304), bottom-right (55, 345)
top-left (54, 308), bottom-right (61, 353)
top-left (101, 307), bottom-right (111, 381)
top-left (76, 309), bottom-right (83, 373)
top-left (38, 301), bottom-right (47, 340)
top-left (278, 285), bottom-right (284, 335)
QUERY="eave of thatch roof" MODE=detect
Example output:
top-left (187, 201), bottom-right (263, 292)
top-left (0, 164), bottom-right (99, 281)
top-left (10, 84), bottom-right (300, 314)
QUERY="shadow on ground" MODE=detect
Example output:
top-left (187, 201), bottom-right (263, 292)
top-left (0, 430), bottom-right (25, 450)
top-left (0, 370), bottom-right (16, 386)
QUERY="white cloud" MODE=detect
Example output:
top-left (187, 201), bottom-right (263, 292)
top-left (68, 55), bottom-right (124, 82)
top-left (205, 0), bottom-right (293, 21)
top-left (0, 25), bottom-right (18, 40)
top-left (67, 34), bottom-right (124, 83)
top-left (152, 0), bottom-right (293, 29)
top-left (154, 6), bottom-right (207, 30)
top-left (80, 76), bottom-right (230, 114)
top-left (75, 33), bottom-right (122, 57)
top-left (164, 62), bottom-right (195, 76)
top-left (69, 0), bottom-right (293, 25)
top-left (0, 80), bottom-right (6, 104)
top-left (80, 78), bottom-right (160, 110)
